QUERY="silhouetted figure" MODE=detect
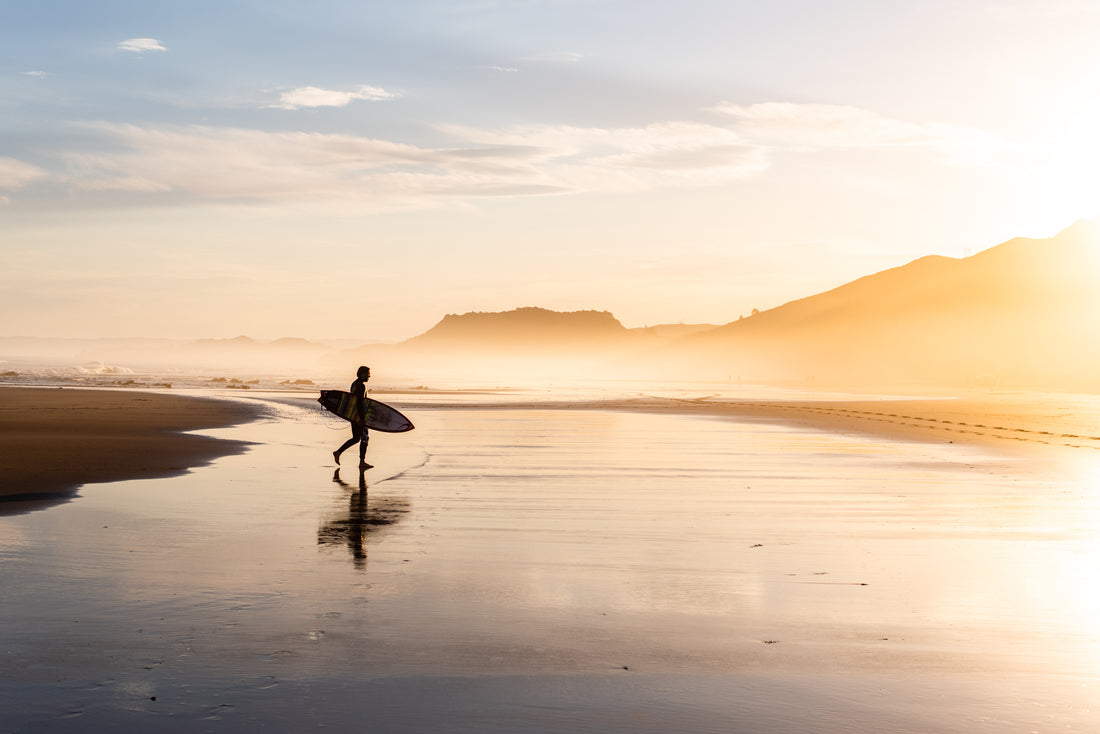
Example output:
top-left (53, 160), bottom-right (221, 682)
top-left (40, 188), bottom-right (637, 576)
top-left (333, 365), bottom-right (373, 470)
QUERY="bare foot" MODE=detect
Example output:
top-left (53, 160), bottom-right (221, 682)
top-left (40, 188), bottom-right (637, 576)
top-left (359, 462), bottom-right (373, 470)
top-left (333, 450), bottom-right (341, 465)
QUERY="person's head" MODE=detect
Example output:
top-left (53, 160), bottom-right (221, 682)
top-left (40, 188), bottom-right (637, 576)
top-left (357, 365), bottom-right (371, 381)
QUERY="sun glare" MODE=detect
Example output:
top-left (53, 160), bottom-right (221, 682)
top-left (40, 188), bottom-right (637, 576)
top-left (1037, 86), bottom-right (1100, 231)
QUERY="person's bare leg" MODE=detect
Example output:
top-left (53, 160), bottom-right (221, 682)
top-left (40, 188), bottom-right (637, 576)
top-left (359, 437), bottom-right (372, 470)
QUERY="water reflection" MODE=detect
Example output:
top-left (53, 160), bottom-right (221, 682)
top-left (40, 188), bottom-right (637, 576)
top-left (319, 468), bottom-right (410, 569)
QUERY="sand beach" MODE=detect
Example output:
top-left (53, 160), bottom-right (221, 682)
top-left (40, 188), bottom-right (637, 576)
top-left (3, 384), bottom-right (1100, 731)
top-left (0, 386), bottom-right (261, 506)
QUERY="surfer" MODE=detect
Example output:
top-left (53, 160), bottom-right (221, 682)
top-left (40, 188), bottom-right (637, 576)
top-left (333, 365), bottom-right (373, 470)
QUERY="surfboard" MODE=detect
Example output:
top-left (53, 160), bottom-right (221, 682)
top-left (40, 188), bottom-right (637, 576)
top-left (317, 390), bottom-right (415, 433)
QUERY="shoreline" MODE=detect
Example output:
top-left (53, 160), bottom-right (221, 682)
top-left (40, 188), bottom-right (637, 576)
top-left (0, 386), bottom-right (263, 507)
top-left (5, 384), bottom-right (1097, 511)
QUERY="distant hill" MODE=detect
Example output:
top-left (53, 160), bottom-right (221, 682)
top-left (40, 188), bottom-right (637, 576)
top-left (680, 219), bottom-right (1100, 388)
top-left (324, 307), bottom-right (723, 378)
top-left (402, 307), bottom-right (630, 353)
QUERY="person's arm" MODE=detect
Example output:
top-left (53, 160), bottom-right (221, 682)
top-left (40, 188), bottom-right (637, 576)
top-left (354, 381), bottom-right (367, 424)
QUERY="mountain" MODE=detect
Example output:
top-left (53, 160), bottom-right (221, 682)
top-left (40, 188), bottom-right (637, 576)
top-left (319, 220), bottom-right (1100, 389)
top-left (327, 307), bottom-right (724, 379)
top-left (681, 219), bottom-right (1100, 388)
top-left (402, 307), bottom-right (630, 353)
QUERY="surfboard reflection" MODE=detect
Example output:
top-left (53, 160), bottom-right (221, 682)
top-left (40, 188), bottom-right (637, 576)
top-left (319, 468), bottom-right (410, 570)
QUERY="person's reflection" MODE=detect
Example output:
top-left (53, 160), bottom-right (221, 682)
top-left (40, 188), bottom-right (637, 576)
top-left (319, 467), bottom-right (408, 570)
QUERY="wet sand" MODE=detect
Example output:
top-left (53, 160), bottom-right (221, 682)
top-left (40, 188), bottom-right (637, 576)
top-left (6, 386), bottom-right (1100, 730)
top-left (3, 391), bottom-right (1100, 731)
top-left (0, 386), bottom-right (261, 504)
top-left (648, 393), bottom-right (1100, 457)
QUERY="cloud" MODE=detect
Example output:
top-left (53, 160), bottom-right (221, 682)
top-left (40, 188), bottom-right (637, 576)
top-left (117, 38), bottom-right (166, 53)
top-left (47, 102), bottom-right (1007, 213)
top-left (61, 123), bottom-right (545, 207)
top-left (617, 144), bottom-right (764, 172)
top-left (521, 51), bottom-right (583, 64)
top-left (21, 70), bottom-right (49, 78)
top-left (274, 85), bottom-right (399, 110)
top-left (0, 157), bottom-right (46, 190)
top-left (55, 119), bottom-right (767, 211)
top-left (440, 120), bottom-right (767, 183)
top-left (710, 102), bottom-right (1009, 164)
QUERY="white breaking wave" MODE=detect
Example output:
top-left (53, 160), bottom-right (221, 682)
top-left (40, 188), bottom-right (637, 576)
top-left (77, 361), bottom-right (135, 375)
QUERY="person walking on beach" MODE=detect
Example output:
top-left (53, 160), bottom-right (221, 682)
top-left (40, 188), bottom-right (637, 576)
top-left (333, 365), bottom-right (373, 470)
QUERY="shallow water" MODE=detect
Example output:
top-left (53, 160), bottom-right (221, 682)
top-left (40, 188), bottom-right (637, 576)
top-left (3, 400), bottom-right (1100, 732)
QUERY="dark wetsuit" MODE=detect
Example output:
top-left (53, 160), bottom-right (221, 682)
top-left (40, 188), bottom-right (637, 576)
top-left (335, 376), bottom-right (369, 463)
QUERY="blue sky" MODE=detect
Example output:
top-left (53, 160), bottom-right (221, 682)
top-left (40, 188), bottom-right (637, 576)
top-left (4, 0), bottom-right (1100, 340)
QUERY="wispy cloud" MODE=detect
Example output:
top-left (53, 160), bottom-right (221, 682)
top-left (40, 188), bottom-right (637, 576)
top-left (40, 102), bottom-right (1008, 213)
top-left (53, 119), bottom-right (764, 211)
top-left (61, 123), bottom-right (545, 207)
top-left (0, 157), bottom-right (46, 204)
top-left (117, 38), bottom-right (166, 53)
top-left (521, 51), bottom-right (583, 64)
top-left (440, 121), bottom-right (766, 182)
top-left (273, 85), bottom-right (399, 110)
top-left (21, 70), bottom-right (49, 78)
top-left (0, 157), bottom-right (46, 189)
top-left (710, 102), bottom-right (1010, 164)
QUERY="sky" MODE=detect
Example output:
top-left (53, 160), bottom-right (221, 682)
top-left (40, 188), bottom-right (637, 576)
top-left (3, 0), bottom-right (1100, 342)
